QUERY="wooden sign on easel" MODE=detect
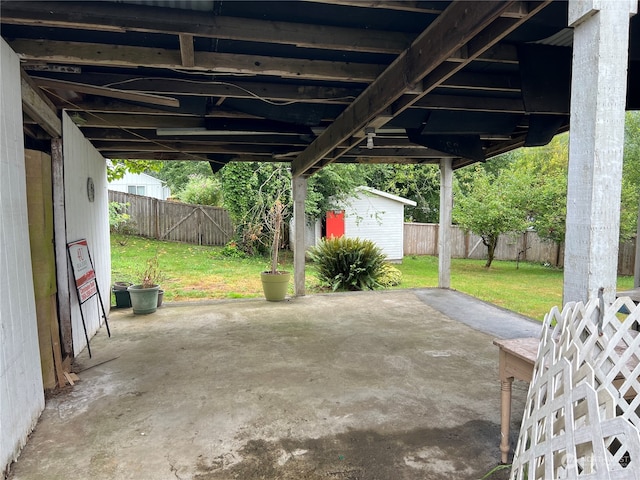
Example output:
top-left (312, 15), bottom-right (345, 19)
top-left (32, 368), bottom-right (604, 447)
top-left (67, 239), bottom-right (110, 357)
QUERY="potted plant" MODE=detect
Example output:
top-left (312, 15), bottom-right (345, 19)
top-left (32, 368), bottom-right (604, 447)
top-left (112, 281), bottom-right (133, 308)
top-left (127, 256), bottom-right (163, 314)
top-left (260, 199), bottom-right (291, 301)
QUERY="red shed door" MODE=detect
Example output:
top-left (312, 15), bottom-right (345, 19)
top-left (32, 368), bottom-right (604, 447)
top-left (326, 210), bottom-right (345, 238)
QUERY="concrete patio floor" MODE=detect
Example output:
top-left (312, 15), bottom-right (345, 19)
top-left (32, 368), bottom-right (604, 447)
top-left (7, 289), bottom-right (541, 480)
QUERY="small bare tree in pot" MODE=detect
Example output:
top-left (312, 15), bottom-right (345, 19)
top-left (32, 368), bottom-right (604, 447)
top-left (127, 256), bottom-right (164, 314)
top-left (260, 199), bottom-right (291, 301)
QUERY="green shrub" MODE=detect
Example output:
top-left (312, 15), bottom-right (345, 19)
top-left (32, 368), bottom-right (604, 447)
top-left (109, 201), bottom-right (136, 236)
top-left (176, 174), bottom-right (223, 206)
top-left (377, 263), bottom-right (402, 287)
top-left (219, 241), bottom-right (246, 259)
top-left (308, 236), bottom-right (386, 291)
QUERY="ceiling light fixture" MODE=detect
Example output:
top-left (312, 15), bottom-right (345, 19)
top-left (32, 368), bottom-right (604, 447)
top-left (365, 127), bottom-right (376, 149)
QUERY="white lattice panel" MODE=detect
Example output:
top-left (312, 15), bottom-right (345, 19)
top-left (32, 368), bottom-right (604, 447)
top-left (511, 297), bottom-right (640, 480)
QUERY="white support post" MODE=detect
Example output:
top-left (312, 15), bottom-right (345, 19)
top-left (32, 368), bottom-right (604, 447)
top-left (439, 158), bottom-right (453, 289)
top-left (292, 176), bottom-right (308, 296)
top-left (563, 0), bottom-right (637, 305)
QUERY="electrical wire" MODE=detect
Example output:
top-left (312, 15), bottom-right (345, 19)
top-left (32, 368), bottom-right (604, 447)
top-left (101, 76), bottom-right (356, 106)
top-left (43, 88), bottom-right (234, 167)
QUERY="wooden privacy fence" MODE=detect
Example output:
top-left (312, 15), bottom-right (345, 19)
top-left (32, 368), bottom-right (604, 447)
top-left (404, 223), bottom-right (637, 275)
top-left (109, 191), bottom-right (233, 246)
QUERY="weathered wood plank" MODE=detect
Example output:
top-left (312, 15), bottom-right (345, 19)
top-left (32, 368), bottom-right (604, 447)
top-left (10, 39), bottom-right (385, 83)
top-left (20, 70), bottom-right (61, 137)
top-left (179, 34), bottom-right (195, 68)
top-left (1, 1), bottom-right (412, 54)
top-left (34, 77), bottom-right (180, 107)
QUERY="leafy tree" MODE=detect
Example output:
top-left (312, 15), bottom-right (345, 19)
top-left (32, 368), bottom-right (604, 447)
top-left (151, 161), bottom-right (214, 193)
top-left (511, 134), bottom-right (569, 244)
top-left (176, 174), bottom-right (223, 206)
top-left (107, 159), bottom-right (161, 182)
top-left (622, 111), bottom-right (640, 241)
top-left (220, 162), bottom-right (291, 255)
top-left (453, 166), bottom-right (533, 267)
top-left (361, 164), bottom-right (440, 223)
top-left (306, 164), bottom-right (366, 219)
top-left (220, 162), bottom-right (363, 255)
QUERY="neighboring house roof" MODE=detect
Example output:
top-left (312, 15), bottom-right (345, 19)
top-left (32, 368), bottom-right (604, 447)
top-left (116, 172), bottom-right (167, 185)
top-left (353, 186), bottom-right (417, 207)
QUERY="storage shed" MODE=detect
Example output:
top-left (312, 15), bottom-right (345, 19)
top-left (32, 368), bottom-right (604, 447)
top-left (330, 187), bottom-right (416, 262)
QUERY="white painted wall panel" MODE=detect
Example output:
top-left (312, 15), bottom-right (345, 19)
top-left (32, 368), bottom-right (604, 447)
top-left (0, 39), bottom-right (45, 474)
top-left (62, 114), bottom-right (111, 355)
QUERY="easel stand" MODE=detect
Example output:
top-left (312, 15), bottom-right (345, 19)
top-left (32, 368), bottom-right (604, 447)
top-left (67, 239), bottom-right (110, 358)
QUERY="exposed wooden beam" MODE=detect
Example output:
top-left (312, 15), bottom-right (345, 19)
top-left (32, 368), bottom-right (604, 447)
top-left (10, 39), bottom-right (384, 83)
top-left (29, 73), bottom-right (363, 104)
top-left (98, 151), bottom-right (273, 162)
top-left (178, 34), bottom-right (195, 68)
top-left (82, 128), bottom-right (312, 146)
top-left (440, 72), bottom-right (521, 93)
top-left (92, 141), bottom-right (298, 155)
top-left (291, 0), bottom-right (516, 177)
top-left (413, 94), bottom-right (526, 114)
top-left (20, 70), bottom-right (61, 137)
top-left (392, 4), bottom-right (550, 117)
top-left (342, 147), bottom-right (450, 157)
top-left (34, 77), bottom-right (180, 107)
top-left (302, 1), bottom-right (444, 14)
top-left (1, 1), bottom-right (412, 55)
top-left (67, 113), bottom-right (207, 129)
top-left (339, 156), bottom-right (450, 164)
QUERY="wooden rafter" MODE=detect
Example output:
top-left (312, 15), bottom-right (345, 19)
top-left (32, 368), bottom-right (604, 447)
top-left (291, 0), bottom-right (517, 177)
top-left (0, 1), bottom-right (413, 55)
top-left (10, 39), bottom-right (385, 83)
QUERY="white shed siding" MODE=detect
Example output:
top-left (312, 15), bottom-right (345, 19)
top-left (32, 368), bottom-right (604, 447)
top-left (0, 39), bottom-right (45, 473)
top-left (341, 190), bottom-right (410, 261)
top-left (108, 172), bottom-right (170, 200)
top-left (63, 113), bottom-right (111, 355)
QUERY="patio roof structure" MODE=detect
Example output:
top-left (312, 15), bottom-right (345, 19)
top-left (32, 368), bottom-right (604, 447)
top-left (2, 0), bottom-right (589, 174)
top-left (2, 1), bottom-right (639, 475)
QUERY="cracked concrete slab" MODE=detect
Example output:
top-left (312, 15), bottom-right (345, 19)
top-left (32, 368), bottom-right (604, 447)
top-left (7, 289), bottom-right (533, 480)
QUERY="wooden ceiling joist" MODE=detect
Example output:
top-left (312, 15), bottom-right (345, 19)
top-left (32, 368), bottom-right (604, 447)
top-left (0, 1), bottom-right (413, 55)
top-left (3, 0), bottom-right (571, 172)
top-left (291, 0), bottom-right (517, 176)
top-left (10, 39), bottom-right (385, 83)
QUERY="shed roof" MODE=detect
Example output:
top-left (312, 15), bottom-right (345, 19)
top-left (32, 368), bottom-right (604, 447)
top-left (354, 186), bottom-right (417, 207)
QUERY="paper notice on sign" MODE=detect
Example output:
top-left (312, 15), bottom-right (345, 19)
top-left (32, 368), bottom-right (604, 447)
top-left (68, 239), bottom-right (97, 302)
top-left (78, 280), bottom-right (98, 303)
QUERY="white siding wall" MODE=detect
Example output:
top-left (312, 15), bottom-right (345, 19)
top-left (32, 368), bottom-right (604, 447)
top-left (342, 192), bottom-right (406, 261)
top-left (0, 39), bottom-right (45, 474)
top-left (109, 172), bottom-right (170, 200)
top-left (63, 113), bottom-right (111, 354)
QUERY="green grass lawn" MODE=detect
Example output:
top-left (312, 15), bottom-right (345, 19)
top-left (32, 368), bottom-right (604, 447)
top-left (111, 234), bottom-right (635, 321)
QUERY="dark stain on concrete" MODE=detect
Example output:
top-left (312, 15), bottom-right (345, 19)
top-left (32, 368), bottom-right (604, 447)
top-left (194, 421), bottom-right (510, 480)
